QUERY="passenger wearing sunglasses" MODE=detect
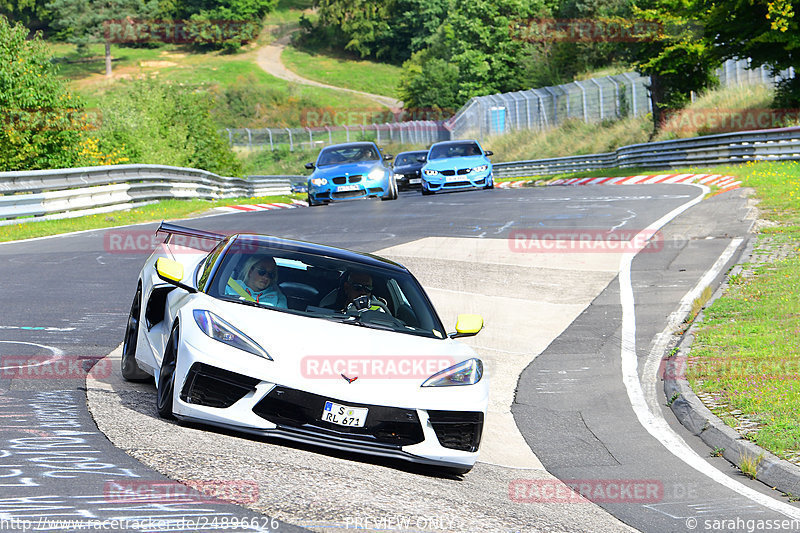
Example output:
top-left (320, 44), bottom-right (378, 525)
top-left (225, 255), bottom-right (287, 308)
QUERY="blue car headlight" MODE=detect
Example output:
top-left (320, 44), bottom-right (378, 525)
top-left (193, 310), bottom-right (272, 360)
top-left (310, 178), bottom-right (328, 187)
top-left (421, 358), bottom-right (483, 387)
top-left (471, 165), bottom-right (488, 173)
top-left (424, 169), bottom-right (439, 176)
top-left (367, 168), bottom-right (385, 181)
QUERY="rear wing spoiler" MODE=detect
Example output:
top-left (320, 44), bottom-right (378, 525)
top-left (156, 222), bottom-right (227, 245)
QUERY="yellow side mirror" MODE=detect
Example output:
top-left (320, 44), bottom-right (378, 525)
top-left (156, 258), bottom-right (184, 283)
top-left (452, 314), bottom-right (484, 338)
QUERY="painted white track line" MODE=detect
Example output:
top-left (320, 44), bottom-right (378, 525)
top-left (618, 184), bottom-right (800, 519)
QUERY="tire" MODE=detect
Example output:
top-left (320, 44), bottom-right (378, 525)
top-left (307, 194), bottom-right (321, 207)
top-left (421, 186), bottom-right (434, 196)
top-left (157, 323), bottom-right (179, 419)
top-left (484, 175), bottom-right (494, 189)
top-left (121, 286), bottom-right (150, 381)
top-left (381, 176), bottom-right (398, 201)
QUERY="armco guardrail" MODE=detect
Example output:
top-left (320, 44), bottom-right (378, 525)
top-left (0, 164), bottom-right (303, 225)
top-left (493, 126), bottom-right (800, 178)
top-left (3, 126), bottom-right (799, 223)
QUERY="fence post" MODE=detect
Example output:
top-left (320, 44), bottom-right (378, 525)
top-left (306, 127), bottom-right (312, 148)
top-left (543, 87), bottom-right (558, 125)
top-left (325, 126), bottom-right (332, 144)
top-left (344, 125), bottom-right (350, 142)
top-left (621, 72), bottom-right (637, 116)
top-left (607, 76), bottom-right (621, 118)
top-left (267, 128), bottom-right (273, 151)
top-left (376, 124), bottom-right (381, 144)
top-left (226, 128), bottom-right (232, 145)
top-left (245, 128), bottom-right (252, 150)
top-left (589, 78), bottom-right (603, 120)
top-left (574, 81), bottom-right (588, 123)
top-left (286, 128), bottom-right (293, 152)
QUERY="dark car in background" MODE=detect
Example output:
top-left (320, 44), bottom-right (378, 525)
top-left (392, 150), bottom-right (428, 190)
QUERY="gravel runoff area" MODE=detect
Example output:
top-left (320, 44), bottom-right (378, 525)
top-left (87, 350), bottom-right (635, 533)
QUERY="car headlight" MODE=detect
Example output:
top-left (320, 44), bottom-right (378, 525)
top-left (472, 165), bottom-right (488, 173)
top-left (193, 310), bottom-right (272, 360)
top-left (368, 168), bottom-right (385, 181)
top-left (421, 358), bottom-right (483, 387)
top-left (310, 178), bottom-right (327, 187)
top-left (424, 169), bottom-right (439, 176)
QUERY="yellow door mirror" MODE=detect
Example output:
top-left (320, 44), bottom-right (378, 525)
top-left (156, 258), bottom-right (184, 283)
top-left (452, 314), bottom-right (483, 338)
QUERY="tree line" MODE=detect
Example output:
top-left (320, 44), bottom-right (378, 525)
top-left (298, 0), bottom-right (799, 126)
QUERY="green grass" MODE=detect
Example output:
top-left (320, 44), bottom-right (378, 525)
top-left (0, 194), bottom-right (301, 243)
top-left (681, 161), bottom-right (800, 460)
top-left (49, 41), bottom-right (382, 123)
top-left (281, 42), bottom-right (402, 99)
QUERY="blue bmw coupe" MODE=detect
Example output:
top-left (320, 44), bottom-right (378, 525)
top-left (420, 140), bottom-right (493, 195)
top-left (305, 142), bottom-right (398, 206)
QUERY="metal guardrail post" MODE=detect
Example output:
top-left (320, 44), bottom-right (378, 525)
top-left (285, 128), bottom-right (293, 152)
top-left (267, 128), bottom-right (273, 151)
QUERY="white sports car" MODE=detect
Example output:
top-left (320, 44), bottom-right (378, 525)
top-left (122, 223), bottom-right (488, 473)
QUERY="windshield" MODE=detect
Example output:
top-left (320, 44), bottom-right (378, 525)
top-left (317, 144), bottom-right (380, 167)
top-left (395, 153), bottom-right (425, 166)
top-left (428, 142), bottom-right (482, 160)
top-left (207, 239), bottom-right (447, 339)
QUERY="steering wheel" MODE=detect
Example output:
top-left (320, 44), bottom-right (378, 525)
top-left (346, 295), bottom-right (392, 314)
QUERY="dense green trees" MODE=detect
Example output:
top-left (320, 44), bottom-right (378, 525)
top-left (0, 16), bottom-right (88, 170)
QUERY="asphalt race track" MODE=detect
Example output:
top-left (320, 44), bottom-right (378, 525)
top-left (2, 184), bottom-right (799, 532)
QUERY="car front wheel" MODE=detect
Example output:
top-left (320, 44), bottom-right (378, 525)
top-left (157, 323), bottom-right (179, 419)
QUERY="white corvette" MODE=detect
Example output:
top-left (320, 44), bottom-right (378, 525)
top-left (122, 223), bottom-right (488, 473)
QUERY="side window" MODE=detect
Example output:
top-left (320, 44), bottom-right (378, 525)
top-left (197, 239), bottom-right (228, 292)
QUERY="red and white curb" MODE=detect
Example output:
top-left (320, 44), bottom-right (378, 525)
top-left (214, 200), bottom-right (308, 213)
top-left (497, 174), bottom-right (742, 194)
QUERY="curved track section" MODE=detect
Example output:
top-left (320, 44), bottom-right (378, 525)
top-left (1, 185), bottom-right (796, 532)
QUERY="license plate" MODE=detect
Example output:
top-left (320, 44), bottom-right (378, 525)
top-left (409, 178), bottom-right (421, 184)
top-left (445, 175), bottom-right (463, 182)
top-left (322, 401), bottom-right (368, 427)
top-left (337, 184), bottom-right (359, 192)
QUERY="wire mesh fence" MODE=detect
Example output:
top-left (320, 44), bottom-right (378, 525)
top-left (223, 59), bottom-right (796, 151)
top-left (223, 121), bottom-right (450, 152)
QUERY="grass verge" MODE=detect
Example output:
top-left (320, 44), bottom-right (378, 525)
top-left (281, 42), bottom-right (401, 99)
top-left (0, 194), bottom-right (301, 243)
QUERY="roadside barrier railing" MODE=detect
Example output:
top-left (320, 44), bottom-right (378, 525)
top-left (2, 126), bottom-right (799, 224)
top-left (493, 126), bottom-right (800, 178)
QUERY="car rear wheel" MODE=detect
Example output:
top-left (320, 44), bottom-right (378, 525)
top-left (121, 286), bottom-right (150, 382)
top-left (156, 323), bottom-right (179, 419)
